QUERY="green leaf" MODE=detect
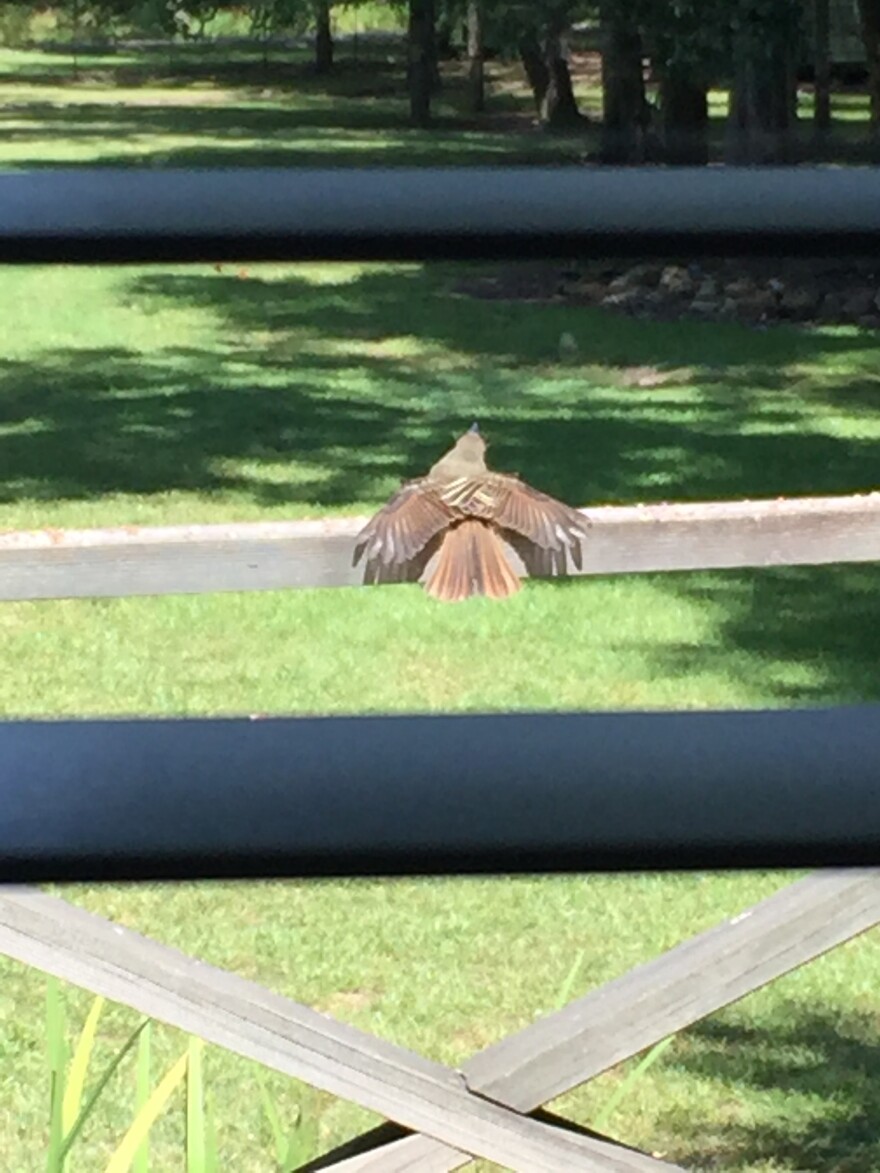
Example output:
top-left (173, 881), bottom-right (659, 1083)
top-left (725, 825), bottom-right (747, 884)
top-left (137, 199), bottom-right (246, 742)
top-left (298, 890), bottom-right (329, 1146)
top-left (105, 1048), bottom-right (189, 1173)
top-left (257, 1073), bottom-right (288, 1166)
top-left (60, 1018), bottom-right (151, 1163)
top-left (592, 1036), bottom-right (675, 1132)
top-left (186, 1038), bottom-right (206, 1173)
top-left (553, 949), bottom-right (585, 1010)
top-left (133, 1024), bottom-right (151, 1173)
top-left (257, 1077), bottom-right (319, 1171)
top-left (45, 978), bottom-right (67, 1173)
top-left (63, 996), bottom-right (105, 1136)
top-left (284, 1104), bottom-right (320, 1170)
top-left (203, 1090), bottom-right (221, 1173)
top-left (47, 1071), bottom-right (65, 1173)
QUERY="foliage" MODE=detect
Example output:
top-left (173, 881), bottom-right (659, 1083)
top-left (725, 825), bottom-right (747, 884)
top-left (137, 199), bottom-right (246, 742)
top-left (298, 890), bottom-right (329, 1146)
top-left (0, 3), bottom-right (31, 47)
top-left (481, 0), bottom-right (589, 58)
top-left (258, 1074), bottom-right (321, 1171)
top-left (44, 980), bottom-right (152, 1171)
top-left (248, 0), bottom-right (312, 42)
top-left (640, 0), bottom-right (734, 81)
top-left (43, 983), bottom-right (311, 1170)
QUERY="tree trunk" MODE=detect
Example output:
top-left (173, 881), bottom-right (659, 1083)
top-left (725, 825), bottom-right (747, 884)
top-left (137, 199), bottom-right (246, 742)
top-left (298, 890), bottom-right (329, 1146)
top-left (314, 0), bottom-right (333, 75)
top-left (466, 0), bottom-right (484, 114)
top-left (519, 25), bottom-right (583, 129)
top-left (658, 69), bottom-right (708, 164)
top-left (408, 0), bottom-right (434, 126)
top-left (541, 28), bottom-right (583, 129)
top-left (857, 0), bottom-right (880, 133)
top-left (429, 6), bottom-right (444, 89)
top-left (518, 31), bottom-right (550, 116)
top-left (726, 35), bottom-right (796, 163)
top-left (813, 0), bottom-right (831, 136)
top-left (600, 9), bottom-right (649, 162)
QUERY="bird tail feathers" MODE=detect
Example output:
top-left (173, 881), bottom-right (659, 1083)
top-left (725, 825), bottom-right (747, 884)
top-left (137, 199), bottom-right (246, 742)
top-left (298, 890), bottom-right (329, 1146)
top-left (424, 521), bottom-right (521, 602)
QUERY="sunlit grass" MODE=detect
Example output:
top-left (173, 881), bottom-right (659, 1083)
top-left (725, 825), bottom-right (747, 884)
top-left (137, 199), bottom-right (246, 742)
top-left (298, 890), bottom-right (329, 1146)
top-left (1, 42), bottom-right (879, 1173)
top-left (3, 873), bottom-right (879, 1171)
top-left (0, 42), bottom-right (581, 170)
top-left (1, 258), bottom-right (879, 1169)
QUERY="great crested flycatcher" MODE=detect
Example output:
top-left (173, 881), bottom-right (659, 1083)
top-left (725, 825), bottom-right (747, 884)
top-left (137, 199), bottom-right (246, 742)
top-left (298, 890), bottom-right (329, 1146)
top-left (353, 424), bottom-right (589, 601)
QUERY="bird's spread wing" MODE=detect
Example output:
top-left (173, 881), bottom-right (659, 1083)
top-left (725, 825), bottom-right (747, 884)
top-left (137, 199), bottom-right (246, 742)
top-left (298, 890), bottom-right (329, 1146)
top-left (353, 479), bottom-right (456, 568)
top-left (437, 474), bottom-right (589, 553)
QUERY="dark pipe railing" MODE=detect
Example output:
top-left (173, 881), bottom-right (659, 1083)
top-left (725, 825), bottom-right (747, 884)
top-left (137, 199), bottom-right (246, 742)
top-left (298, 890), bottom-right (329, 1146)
top-left (2, 167), bottom-right (880, 263)
top-left (2, 165), bottom-right (879, 881)
top-left (2, 707), bottom-right (879, 881)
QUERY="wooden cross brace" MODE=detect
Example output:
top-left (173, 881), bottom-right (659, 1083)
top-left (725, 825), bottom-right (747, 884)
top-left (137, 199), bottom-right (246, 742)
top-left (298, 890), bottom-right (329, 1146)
top-left (1, 871), bottom-right (879, 1171)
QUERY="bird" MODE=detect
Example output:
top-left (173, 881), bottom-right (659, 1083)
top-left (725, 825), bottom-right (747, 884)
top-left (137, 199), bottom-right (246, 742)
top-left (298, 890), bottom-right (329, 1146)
top-left (352, 424), bottom-right (589, 602)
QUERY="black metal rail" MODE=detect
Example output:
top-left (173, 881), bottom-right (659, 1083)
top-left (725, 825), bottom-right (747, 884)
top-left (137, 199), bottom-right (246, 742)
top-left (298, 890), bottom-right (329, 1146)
top-left (3, 164), bottom-right (880, 881)
top-left (2, 167), bottom-right (880, 263)
top-left (2, 708), bottom-right (879, 881)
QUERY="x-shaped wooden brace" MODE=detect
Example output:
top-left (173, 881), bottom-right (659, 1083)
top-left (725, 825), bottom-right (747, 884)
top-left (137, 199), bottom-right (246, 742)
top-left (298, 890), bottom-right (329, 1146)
top-left (2, 871), bottom-right (879, 1172)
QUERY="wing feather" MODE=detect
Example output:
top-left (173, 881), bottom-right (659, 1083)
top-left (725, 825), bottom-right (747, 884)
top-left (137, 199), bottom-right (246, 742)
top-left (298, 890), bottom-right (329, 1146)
top-left (491, 476), bottom-right (588, 551)
top-left (434, 473), bottom-right (588, 553)
top-left (353, 479), bottom-right (455, 568)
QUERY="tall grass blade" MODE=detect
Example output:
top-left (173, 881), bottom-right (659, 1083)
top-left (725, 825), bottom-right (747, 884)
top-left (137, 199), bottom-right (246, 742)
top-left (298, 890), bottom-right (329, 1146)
top-left (592, 1036), bottom-right (675, 1132)
top-left (60, 1018), bottom-right (150, 1162)
top-left (257, 1076), bottom-right (320, 1171)
top-left (105, 1048), bottom-right (188, 1173)
top-left (257, 1072), bottom-right (288, 1165)
top-left (133, 1023), bottom-right (151, 1173)
top-left (553, 948), bottom-right (586, 1010)
top-left (63, 996), bottom-right (104, 1135)
top-left (45, 978), bottom-right (67, 1173)
top-left (284, 1102), bottom-right (320, 1170)
top-left (203, 1090), bottom-right (220, 1173)
top-left (186, 1038), bottom-right (206, 1173)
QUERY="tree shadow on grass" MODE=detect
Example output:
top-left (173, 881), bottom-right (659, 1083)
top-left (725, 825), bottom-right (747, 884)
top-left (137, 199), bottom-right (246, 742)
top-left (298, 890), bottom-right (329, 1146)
top-left (0, 46), bottom-right (571, 169)
top-left (0, 41), bottom-right (409, 91)
top-left (2, 260), bottom-right (880, 706)
top-left (622, 564), bottom-right (880, 707)
top-left (125, 264), bottom-right (880, 505)
top-left (0, 344), bottom-right (432, 508)
top-left (669, 1010), bottom-right (880, 1171)
top-left (3, 262), bottom-right (879, 515)
top-left (1, 98), bottom-right (565, 168)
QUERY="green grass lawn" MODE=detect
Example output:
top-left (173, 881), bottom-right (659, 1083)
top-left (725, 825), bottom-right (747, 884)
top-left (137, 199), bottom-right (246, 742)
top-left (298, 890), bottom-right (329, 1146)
top-left (2, 257), bottom-right (880, 1171)
top-left (0, 37), bottom-right (871, 171)
top-left (1, 42), bottom-right (880, 1173)
top-left (0, 40), bottom-right (588, 169)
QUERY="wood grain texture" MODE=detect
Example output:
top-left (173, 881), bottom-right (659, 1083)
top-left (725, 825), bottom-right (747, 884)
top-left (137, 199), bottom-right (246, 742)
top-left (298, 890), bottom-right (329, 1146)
top-left (1, 492), bottom-right (879, 601)
top-left (0, 888), bottom-right (682, 1173)
top-left (465, 869), bottom-right (880, 1105)
top-left (321, 870), bottom-right (880, 1170)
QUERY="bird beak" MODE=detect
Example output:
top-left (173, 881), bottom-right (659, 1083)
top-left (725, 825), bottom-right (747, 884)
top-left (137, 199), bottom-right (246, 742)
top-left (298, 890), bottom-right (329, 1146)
top-left (469, 422), bottom-right (480, 434)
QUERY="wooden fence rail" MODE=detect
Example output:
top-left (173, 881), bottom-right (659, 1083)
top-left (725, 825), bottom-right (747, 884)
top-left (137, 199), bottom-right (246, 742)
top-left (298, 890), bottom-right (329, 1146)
top-left (2, 872), bottom-right (879, 1170)
top-left (2, 491), bottom-right (879, 601)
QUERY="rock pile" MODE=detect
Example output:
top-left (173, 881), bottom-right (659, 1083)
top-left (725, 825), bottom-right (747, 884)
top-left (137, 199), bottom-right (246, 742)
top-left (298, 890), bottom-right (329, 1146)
top-left (558, 258), bottom-right (880, 329)
top-left (456, 258), bottom-right (880, 330)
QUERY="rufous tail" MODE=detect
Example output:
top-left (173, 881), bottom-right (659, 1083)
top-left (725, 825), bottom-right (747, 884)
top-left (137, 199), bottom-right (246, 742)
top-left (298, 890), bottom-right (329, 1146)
top-left (424, 520), bottom-right (521, 602)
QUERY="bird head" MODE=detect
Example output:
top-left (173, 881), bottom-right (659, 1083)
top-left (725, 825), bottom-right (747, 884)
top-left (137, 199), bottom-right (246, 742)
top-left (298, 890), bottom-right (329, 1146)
top-left (428, 423), bottom-right (488, 479)
top-left (450, 424), bottom-right (487, 468)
